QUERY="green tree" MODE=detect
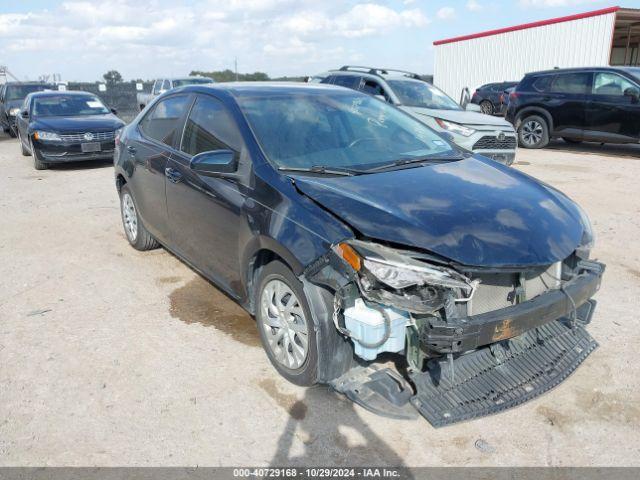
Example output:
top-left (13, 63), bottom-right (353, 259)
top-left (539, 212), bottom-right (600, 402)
top-left (103, 70), bottom-right (123, 85)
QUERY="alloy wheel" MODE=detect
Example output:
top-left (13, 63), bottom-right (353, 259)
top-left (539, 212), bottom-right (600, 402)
top-left (521, 120), bottom-right (544, 146)
top-left (121, 193), bottom-right (138, 242)
top-left (260, 279), bottom-right (309, 370)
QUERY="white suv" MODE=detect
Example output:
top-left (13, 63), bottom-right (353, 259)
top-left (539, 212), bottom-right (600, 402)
top-left (317, 66), bottom-right (517, 166)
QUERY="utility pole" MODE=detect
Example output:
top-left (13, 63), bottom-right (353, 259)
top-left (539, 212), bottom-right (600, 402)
top-left (235, 57), bottom-right (238, 81)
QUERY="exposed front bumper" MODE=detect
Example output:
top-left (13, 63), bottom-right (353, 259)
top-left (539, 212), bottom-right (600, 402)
top-left (423, 260), bottom-right (605, 354)
top-left (34, 139), bottom-right (116, 163)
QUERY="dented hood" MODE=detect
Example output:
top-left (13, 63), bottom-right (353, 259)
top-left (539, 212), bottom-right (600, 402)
top-left (292, 157), bottom-right (585, 267)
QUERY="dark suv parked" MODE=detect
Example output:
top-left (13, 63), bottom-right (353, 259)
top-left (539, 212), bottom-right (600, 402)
top-left (113, 83), bottom-right (603, 426)
top-left (506, 67), bottom-right (640, 148)
top-left (470, 81), bottom-right (518, 115)
top-left (0, 82), bottom-right (54, 136)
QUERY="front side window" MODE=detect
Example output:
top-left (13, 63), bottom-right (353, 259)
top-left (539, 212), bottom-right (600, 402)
top-left (32, 95), bottom-right (110, 117)
top-left (139, 95), bottom-right (191, 146)
top-left (238, 91), bottom-right (457, 171)
top-left (181, 95), bottom-right (242, 156)
top-left (550, 73), bottom-right (591, 94)
top-left (593, 72), bottom-right (637, 96)
top-left (387, 79), bottom-right (461, 110)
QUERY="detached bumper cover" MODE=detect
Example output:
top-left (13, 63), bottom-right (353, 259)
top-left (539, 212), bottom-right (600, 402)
top-left (412, 317), bottom-right (598, 427)
top-left (423, 260), bottom-right (604, 354)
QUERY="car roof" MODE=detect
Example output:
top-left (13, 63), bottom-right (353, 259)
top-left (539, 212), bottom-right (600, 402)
top-left (28, 90), bottom-right (98, 98)
top-left (327, 70), bottom-right (426, 84)
top-left (525, 66), bottom-right (634, 76)
top-left (4, 82), bottom-right (54, 87)
top-left (171, 81), bottom-right (354, 98)
top-left (167, 76), bottom-right (212, 81)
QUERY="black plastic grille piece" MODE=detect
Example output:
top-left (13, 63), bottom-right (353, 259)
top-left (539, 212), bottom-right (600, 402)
top-left (473, 135), bottom-right (516, 150)
top-left (411, 320), bottom-right (597, 427)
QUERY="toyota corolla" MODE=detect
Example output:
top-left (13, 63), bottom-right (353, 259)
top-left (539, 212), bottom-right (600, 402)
top-left (113, 83), bottom-right (604, 426)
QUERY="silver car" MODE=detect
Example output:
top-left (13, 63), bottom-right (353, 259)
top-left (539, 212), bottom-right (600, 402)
top-left (317, 66), bottom-right (517, 166)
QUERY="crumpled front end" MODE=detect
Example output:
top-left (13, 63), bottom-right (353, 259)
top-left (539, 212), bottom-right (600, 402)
top-left (305, 239), bottom-right (605, 427)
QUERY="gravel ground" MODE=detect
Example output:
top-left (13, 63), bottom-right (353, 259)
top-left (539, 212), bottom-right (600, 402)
top-left (1, 134), bottom-right (639, 467)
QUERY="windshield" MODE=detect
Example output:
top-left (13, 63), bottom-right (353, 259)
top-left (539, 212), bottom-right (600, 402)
top-left (33, 95), bottom-right (110, 117)
top-left (238, 91), bottom-right (456, 171)
top-left (173, 78), bottom-right (214, 87)
top-left (6, 84), bottom-right (50, 101)
top-left (387, 80), bottom-right (461, 110)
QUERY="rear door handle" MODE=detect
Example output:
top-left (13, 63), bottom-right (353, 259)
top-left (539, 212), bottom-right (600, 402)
top-left (165, 167), bottom-right (183, 183)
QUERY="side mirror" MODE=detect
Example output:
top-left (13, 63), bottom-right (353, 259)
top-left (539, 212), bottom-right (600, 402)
top-left (466, 103), bottom-right (482, 113)
top-left (110, 108), bottom-right (118, 115)
top-left (21, 110), bottom-right (29, 118)
top-left (190, 149), bottom-right (238, 176)
top-left (624, 87), bottom-right (639, 103)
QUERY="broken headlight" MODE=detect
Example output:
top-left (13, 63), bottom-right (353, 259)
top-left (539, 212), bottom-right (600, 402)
top-left (333, 240), bottom-right (474, 313)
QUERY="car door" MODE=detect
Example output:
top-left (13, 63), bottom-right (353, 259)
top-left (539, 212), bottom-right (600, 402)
top-left (546, 72), bottom-right (591, 137)
top-left (586, 71), bottom-right (640, 142)
top-left (165, 93), bottom-right (247, 293)
top-left (127, 93), bottom-right (193, 244)
top-left (327, 74), bottom-right (363, 92)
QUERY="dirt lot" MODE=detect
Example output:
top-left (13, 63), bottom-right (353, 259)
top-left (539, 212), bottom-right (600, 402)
top-left (1, 134), bottom-right (639, 467)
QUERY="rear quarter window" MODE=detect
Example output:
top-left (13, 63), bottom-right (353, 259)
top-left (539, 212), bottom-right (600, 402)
top-left (531, 75), bottom-right (554, 93)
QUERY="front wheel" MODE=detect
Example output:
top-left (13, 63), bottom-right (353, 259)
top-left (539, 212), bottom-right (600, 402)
top-left (518, 115), bottom-right (549, 149)
top-left (119, 184), bottom-right (159, 251)
top-left (18, 131), bottom-right (31, 156)
top-left (31, 141), bottom-right (49, 170)
top-left (256, 261), bottom-right (319, 386)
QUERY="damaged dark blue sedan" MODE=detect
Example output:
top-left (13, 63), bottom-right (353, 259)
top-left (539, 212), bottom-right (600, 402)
top-left (114, 83), bottom-right (604, 427)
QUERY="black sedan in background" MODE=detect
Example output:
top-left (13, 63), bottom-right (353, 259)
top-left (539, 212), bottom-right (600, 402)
top-left (15, 91), bottom-right (125, 170)
top-left (470, 81), bottom-right (519, 115)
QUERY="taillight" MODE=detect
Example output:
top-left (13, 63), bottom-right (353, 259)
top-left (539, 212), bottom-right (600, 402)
top-left (509, 91), bottom-right (519, 101)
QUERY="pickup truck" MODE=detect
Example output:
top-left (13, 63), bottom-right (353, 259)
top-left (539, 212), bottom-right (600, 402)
top-left (136, 76), bottom-right (214, 110)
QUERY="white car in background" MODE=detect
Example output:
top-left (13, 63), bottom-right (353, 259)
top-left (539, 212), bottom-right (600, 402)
top-left (317, 66), bottom-right (517, 166)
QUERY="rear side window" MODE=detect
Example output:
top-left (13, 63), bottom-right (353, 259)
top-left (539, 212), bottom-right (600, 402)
top-left (181, 95), bottom-right (242, 156)
top-left (531, 75), bottom-right (554, 93)
top-left (332, 75), bottom-right (362, 90)
top-left (550, 73), bottom-right (590, 94)
top-left (139, 95), bottom-right (191, 147)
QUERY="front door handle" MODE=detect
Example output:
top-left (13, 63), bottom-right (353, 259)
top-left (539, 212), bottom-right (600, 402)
top-left (165, 167), bottom-right (183, 183)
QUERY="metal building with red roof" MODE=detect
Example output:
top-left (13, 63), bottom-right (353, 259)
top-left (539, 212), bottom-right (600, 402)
top-left (433, 6), bottom-right (640, 100)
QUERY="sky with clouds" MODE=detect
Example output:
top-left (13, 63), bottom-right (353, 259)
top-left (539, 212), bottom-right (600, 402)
top-left (0, 0), bottom-right (618, 82)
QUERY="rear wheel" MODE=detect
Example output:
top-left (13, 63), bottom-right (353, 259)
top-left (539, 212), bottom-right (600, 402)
top-left (563, 137), bottom-right (582, 144)
top-left (518, 115), bottom-right (549, 149)
top-left (119, 184), bottom-right (159, 251)
top-left (480, 100), bottom-right (494, 115)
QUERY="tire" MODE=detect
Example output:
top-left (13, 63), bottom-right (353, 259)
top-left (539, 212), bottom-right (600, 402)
top-left (563, 137), bottom-right (582, 144)
top-left (31, 142), bottom-right (49, 170)
top-left (119, 184), bottom-right (159, 251)
top-left (480, 100), bottom-right (494, 115)
top-left (518, 115), bottom-right (549, 149)
top-left (255, 261), bottom-right (321, 386)
top-left (18, 131), bottom-right (30, 156)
